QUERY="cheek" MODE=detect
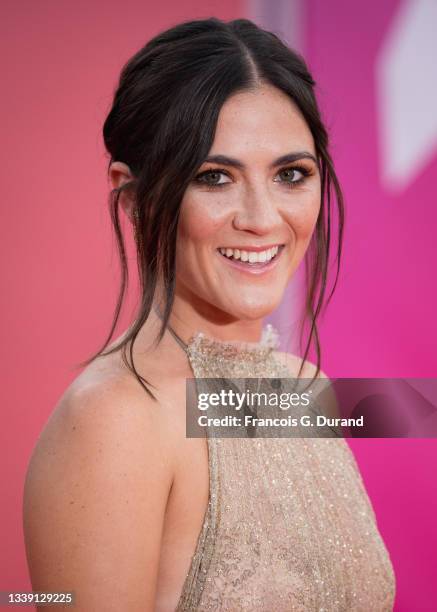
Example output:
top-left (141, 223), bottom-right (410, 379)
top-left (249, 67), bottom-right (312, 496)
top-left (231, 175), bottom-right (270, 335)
top-left (177, 192), bottom-right (229, 245)
top-left (285, 191), bottom-right (321, 242)
top-left (298, 206), bottom-right (320, 239)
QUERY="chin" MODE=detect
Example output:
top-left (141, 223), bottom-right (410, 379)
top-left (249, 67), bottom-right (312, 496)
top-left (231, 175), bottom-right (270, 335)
top-left (222, 298), bottom-right (281, 322)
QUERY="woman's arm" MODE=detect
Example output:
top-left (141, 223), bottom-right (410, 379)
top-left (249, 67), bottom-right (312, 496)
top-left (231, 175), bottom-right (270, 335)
top-left (23, 378), bottom-right (175, 611)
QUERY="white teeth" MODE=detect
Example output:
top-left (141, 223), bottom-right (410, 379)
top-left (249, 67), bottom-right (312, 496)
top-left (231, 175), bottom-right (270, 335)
top-left (218, 246), bottom-right (281, 263)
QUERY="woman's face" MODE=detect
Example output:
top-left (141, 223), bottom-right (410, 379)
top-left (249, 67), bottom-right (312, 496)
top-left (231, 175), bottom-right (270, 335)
top-left (176, 82), bottom-right (321, 322)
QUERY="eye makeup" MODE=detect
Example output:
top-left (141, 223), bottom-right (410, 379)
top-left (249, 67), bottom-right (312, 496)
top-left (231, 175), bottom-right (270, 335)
top-left (193, 165), bottom-right (314, 190)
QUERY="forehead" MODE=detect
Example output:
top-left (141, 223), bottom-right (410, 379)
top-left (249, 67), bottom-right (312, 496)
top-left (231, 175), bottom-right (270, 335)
top-left (209, 83), bottom-right (315, 158)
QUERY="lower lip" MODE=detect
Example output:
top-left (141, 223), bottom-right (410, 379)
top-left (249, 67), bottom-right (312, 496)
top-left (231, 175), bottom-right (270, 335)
top-left (216, 246), bottom-right (285, 275)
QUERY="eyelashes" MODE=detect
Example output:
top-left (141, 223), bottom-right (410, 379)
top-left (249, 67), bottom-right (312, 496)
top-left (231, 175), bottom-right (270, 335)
top-left (193, 165), bottom-right (313, 190)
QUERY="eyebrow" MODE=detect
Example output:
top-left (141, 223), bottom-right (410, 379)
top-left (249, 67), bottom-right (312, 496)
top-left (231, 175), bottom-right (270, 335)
top-left (203, 151), bottom-right (318, 169)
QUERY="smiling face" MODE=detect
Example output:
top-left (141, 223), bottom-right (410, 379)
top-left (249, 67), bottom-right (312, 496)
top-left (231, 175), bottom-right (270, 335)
top-left (175, 82), bottom-right (321, 324)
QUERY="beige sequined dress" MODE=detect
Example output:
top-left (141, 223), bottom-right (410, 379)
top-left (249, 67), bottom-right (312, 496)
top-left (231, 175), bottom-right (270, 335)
top-left (174, 325), bottom-right (396, 611)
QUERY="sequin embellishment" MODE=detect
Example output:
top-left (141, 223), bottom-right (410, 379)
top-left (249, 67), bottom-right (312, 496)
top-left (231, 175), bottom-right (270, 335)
top-left (175, 325), bottom-right (395, 611)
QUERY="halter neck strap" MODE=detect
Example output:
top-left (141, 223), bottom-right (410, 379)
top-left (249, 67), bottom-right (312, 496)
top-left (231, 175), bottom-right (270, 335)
top-left (153, 306), bottom-right (189, 354)
top-left (166, 323), bottom-right (189, 353)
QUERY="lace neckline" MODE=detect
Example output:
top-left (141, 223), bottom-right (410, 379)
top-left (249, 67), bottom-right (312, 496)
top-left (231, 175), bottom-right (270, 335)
top-left (187, 323), bottom-right (279, 350)
top-left (166, 321), bottom-right (279, 351)
top-left (181, 323), bottom-right (280, 366)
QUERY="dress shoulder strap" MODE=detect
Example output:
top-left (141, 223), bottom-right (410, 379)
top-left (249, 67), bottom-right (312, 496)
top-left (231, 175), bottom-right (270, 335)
top-left (153, 306), bottom-right (189, 354)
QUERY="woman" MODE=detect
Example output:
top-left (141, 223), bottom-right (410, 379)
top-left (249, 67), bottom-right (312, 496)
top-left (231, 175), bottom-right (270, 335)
top-left (23, 17), bottom-right (395, 611)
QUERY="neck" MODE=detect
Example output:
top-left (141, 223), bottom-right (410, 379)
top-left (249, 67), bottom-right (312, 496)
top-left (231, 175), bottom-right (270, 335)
top-left (154, 290), bottom-right (264, 347)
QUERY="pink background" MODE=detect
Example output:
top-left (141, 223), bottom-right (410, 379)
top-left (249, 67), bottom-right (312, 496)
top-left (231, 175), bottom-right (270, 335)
top-left (304, 2), bottom-right (437, 610)
top-left (1, 1), bottom-right (436, 610)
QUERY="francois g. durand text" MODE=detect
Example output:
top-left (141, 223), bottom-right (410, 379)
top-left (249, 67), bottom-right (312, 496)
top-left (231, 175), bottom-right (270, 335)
top-left (197, 414), bottom-right (364, 428)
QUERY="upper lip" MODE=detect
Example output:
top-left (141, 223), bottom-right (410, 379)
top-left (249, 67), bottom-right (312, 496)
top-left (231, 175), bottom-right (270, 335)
top-left (217, 243), bottom-right (284, 252)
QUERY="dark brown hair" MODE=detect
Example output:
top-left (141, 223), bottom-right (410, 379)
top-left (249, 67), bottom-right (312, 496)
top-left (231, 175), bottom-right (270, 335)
top-left (80, 17), bottom-right (344, 399)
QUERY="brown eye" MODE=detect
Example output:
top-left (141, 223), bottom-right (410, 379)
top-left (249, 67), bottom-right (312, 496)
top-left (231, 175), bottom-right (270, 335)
top-left (278, 168), bottom-right (304, 182)
top-left (275, 166), bottom-right (311, 188)
top-left (194, 169), bottom-right (231, 187)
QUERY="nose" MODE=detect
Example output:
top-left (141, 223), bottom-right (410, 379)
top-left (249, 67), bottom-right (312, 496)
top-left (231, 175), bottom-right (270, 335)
top-left (232, 184), bottom-right (283, 235)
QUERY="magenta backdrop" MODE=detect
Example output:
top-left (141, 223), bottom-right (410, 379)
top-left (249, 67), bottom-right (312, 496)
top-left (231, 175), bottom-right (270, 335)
top-left (302, 1), bottom-right (437, 610)
top-left (1, 1), bottom-right (436, 610)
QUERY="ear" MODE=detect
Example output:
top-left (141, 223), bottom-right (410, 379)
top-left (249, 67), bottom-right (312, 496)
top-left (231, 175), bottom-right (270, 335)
top-left (108, 161), bottom-right (136, 222)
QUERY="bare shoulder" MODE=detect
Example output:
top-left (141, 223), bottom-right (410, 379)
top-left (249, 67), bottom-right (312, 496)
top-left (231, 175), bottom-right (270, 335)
top-left (23, 357), bottom-right (179, 611)
top-left (33, 355), bottom-right (180, 480)
top-left (273, 350), bottom-right (330, 379)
